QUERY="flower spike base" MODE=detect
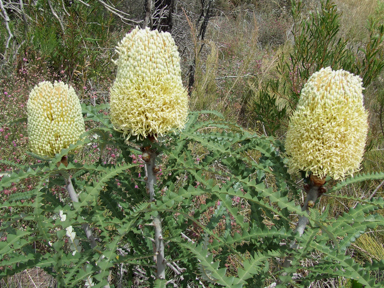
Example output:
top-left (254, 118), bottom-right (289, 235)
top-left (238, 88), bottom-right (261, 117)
top-left (296, 174), bottom-right (326, 236)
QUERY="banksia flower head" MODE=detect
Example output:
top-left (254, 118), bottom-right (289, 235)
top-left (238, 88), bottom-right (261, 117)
top-left (27, 81), bottom-right (85, 157)
top-left (285, 67), bottom-right (368, 180)
top-left (110, 27), bottom-right (188, 139)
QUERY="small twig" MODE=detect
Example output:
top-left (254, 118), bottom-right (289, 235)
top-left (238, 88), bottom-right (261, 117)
top-left (262, 123), bottom-right (268, 137)
top-left (165, 261), bottom-right (181, 275)
top-left (76, 0), bottom-right (90, 6)
top-left (215, 73), bottom-right (255, 80)
top-left (61, 0), bottom-right (70, 16)
top-left (350, 179), bottom-right (384, 209)
top-left (25, 270), bottom-right (38, 288)
top-left (350, 243), bottom-right (376, 263)
top-left (19, 0), bottom-right (29, 37)
top-left (96, 0), bottom-right (142, 25)
top-left (47, 0), bottom-right (66, 35)
top-left (181, 232), bottom-right (195, 243)
top-left (369, 179), bottom-right (384, 200)
top-left (119, 263), bottom-right (125, 287)
top-left (172, 261), bottom-right (186, 273)
top-left (334, 197), bottom-right (350, 211)
top-left (0, 0), bottom-right (14, 53)
top-left (64, 175), bottom-right (78, 202)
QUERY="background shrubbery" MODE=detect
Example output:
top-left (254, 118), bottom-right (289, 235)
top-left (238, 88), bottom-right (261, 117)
top-left (1, 0), bottom-right (384, 287)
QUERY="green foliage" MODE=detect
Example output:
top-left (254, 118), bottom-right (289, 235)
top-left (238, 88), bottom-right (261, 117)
top-left (1, 104), bottom-right (384, 287)
top-left (1, 0), bottom-right (118, 82)
top-left (248, 0), bottom-right (384, 135)
top-left (328, 172), bottom-right (384, 194)
top-left (246, 80), bottom-right (288, 135)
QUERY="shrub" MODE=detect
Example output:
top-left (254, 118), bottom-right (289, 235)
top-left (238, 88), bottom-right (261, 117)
top-left (1, 27), bottom-right (384, 288)
top-left (248, 0), bottom-right (384, 136)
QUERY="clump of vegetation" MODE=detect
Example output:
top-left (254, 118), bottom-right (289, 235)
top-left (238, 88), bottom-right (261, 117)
top-left (246, 0), bottom-right (384, 135)
top-left (1, 0), bottom-right (384, 287)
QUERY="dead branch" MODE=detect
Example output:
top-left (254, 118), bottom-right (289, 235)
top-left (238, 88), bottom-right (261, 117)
top-left (0, 0), bottom-right (14, 52)
top-left (95, 0), bottom-right (142, 25)
top-left (47, 0), bottom-right (66, 35)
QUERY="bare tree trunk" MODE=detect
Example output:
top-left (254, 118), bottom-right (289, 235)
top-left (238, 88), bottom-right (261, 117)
top-left (187, 0), bottom-right (214, 95)
top-left (196, 0), bottom-right (213, 41)
top-left (143, 0), bottom-right (153, 28)
top-left (167, 0), bottom-right (177, 32)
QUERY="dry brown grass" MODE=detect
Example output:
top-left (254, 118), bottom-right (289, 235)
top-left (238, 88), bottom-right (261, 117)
top-left (202, 5), bottom-right (291, 122)
top-left (0, 268), bottom-right (55, 288)
top-left (334, 0), bottom-right (383, 41)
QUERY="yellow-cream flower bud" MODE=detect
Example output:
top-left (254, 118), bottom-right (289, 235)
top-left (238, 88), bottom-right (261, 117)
top-left (110, 27), bottom-right (188, 139)
top-left (27, 81), bottom-right (85, 157)
top-left (285, 67), bottom-right (369, 180)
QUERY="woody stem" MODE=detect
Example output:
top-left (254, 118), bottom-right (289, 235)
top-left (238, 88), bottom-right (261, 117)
top-left (59, 156), bottom-right (97, 248)
top-left (144, 148), bottom-right (165, 279)
top-left (295, 179), bottom-right (323, 236)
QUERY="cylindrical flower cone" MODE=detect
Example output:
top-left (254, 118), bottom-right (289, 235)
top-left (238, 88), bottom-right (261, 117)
top-left (27, 81), bottom-right (85, 157)
top-left (285, 67), bottom-right (369, 180)
top-left (110, 27), bottom-right (188, 140)
top-left (27, 81), bottom-right (96, 250)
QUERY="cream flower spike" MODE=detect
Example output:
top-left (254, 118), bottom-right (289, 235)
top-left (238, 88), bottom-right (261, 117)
top-left (27, 81), bottom-right (85, 157)
top-left (285, 67), bottom-right (369, 180)
top-left (110, 27), bottom-right (188, 140)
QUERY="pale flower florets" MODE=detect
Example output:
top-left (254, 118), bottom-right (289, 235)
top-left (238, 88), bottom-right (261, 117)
top-left (27, 81), bottom-right (85, 157)
top-left (110, 27), bottom-right (188, 139)
top-left (285, 67), bottom-right (368, 180)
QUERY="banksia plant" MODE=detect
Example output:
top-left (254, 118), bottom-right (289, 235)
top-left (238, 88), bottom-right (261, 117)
top-left (27, 81), bottom-right (85, 157)
top-left (110, 27), bottom-right (190, 280)
top-left (27, 81), bottom-right (96, 251)
top-left (285, 67), bottom-right (369, 180)
top-left (110, 27), bottom-right (189, 139)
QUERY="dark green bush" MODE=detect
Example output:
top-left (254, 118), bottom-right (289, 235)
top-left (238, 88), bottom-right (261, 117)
top-left (248, 0), bottom-right (384, 135)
